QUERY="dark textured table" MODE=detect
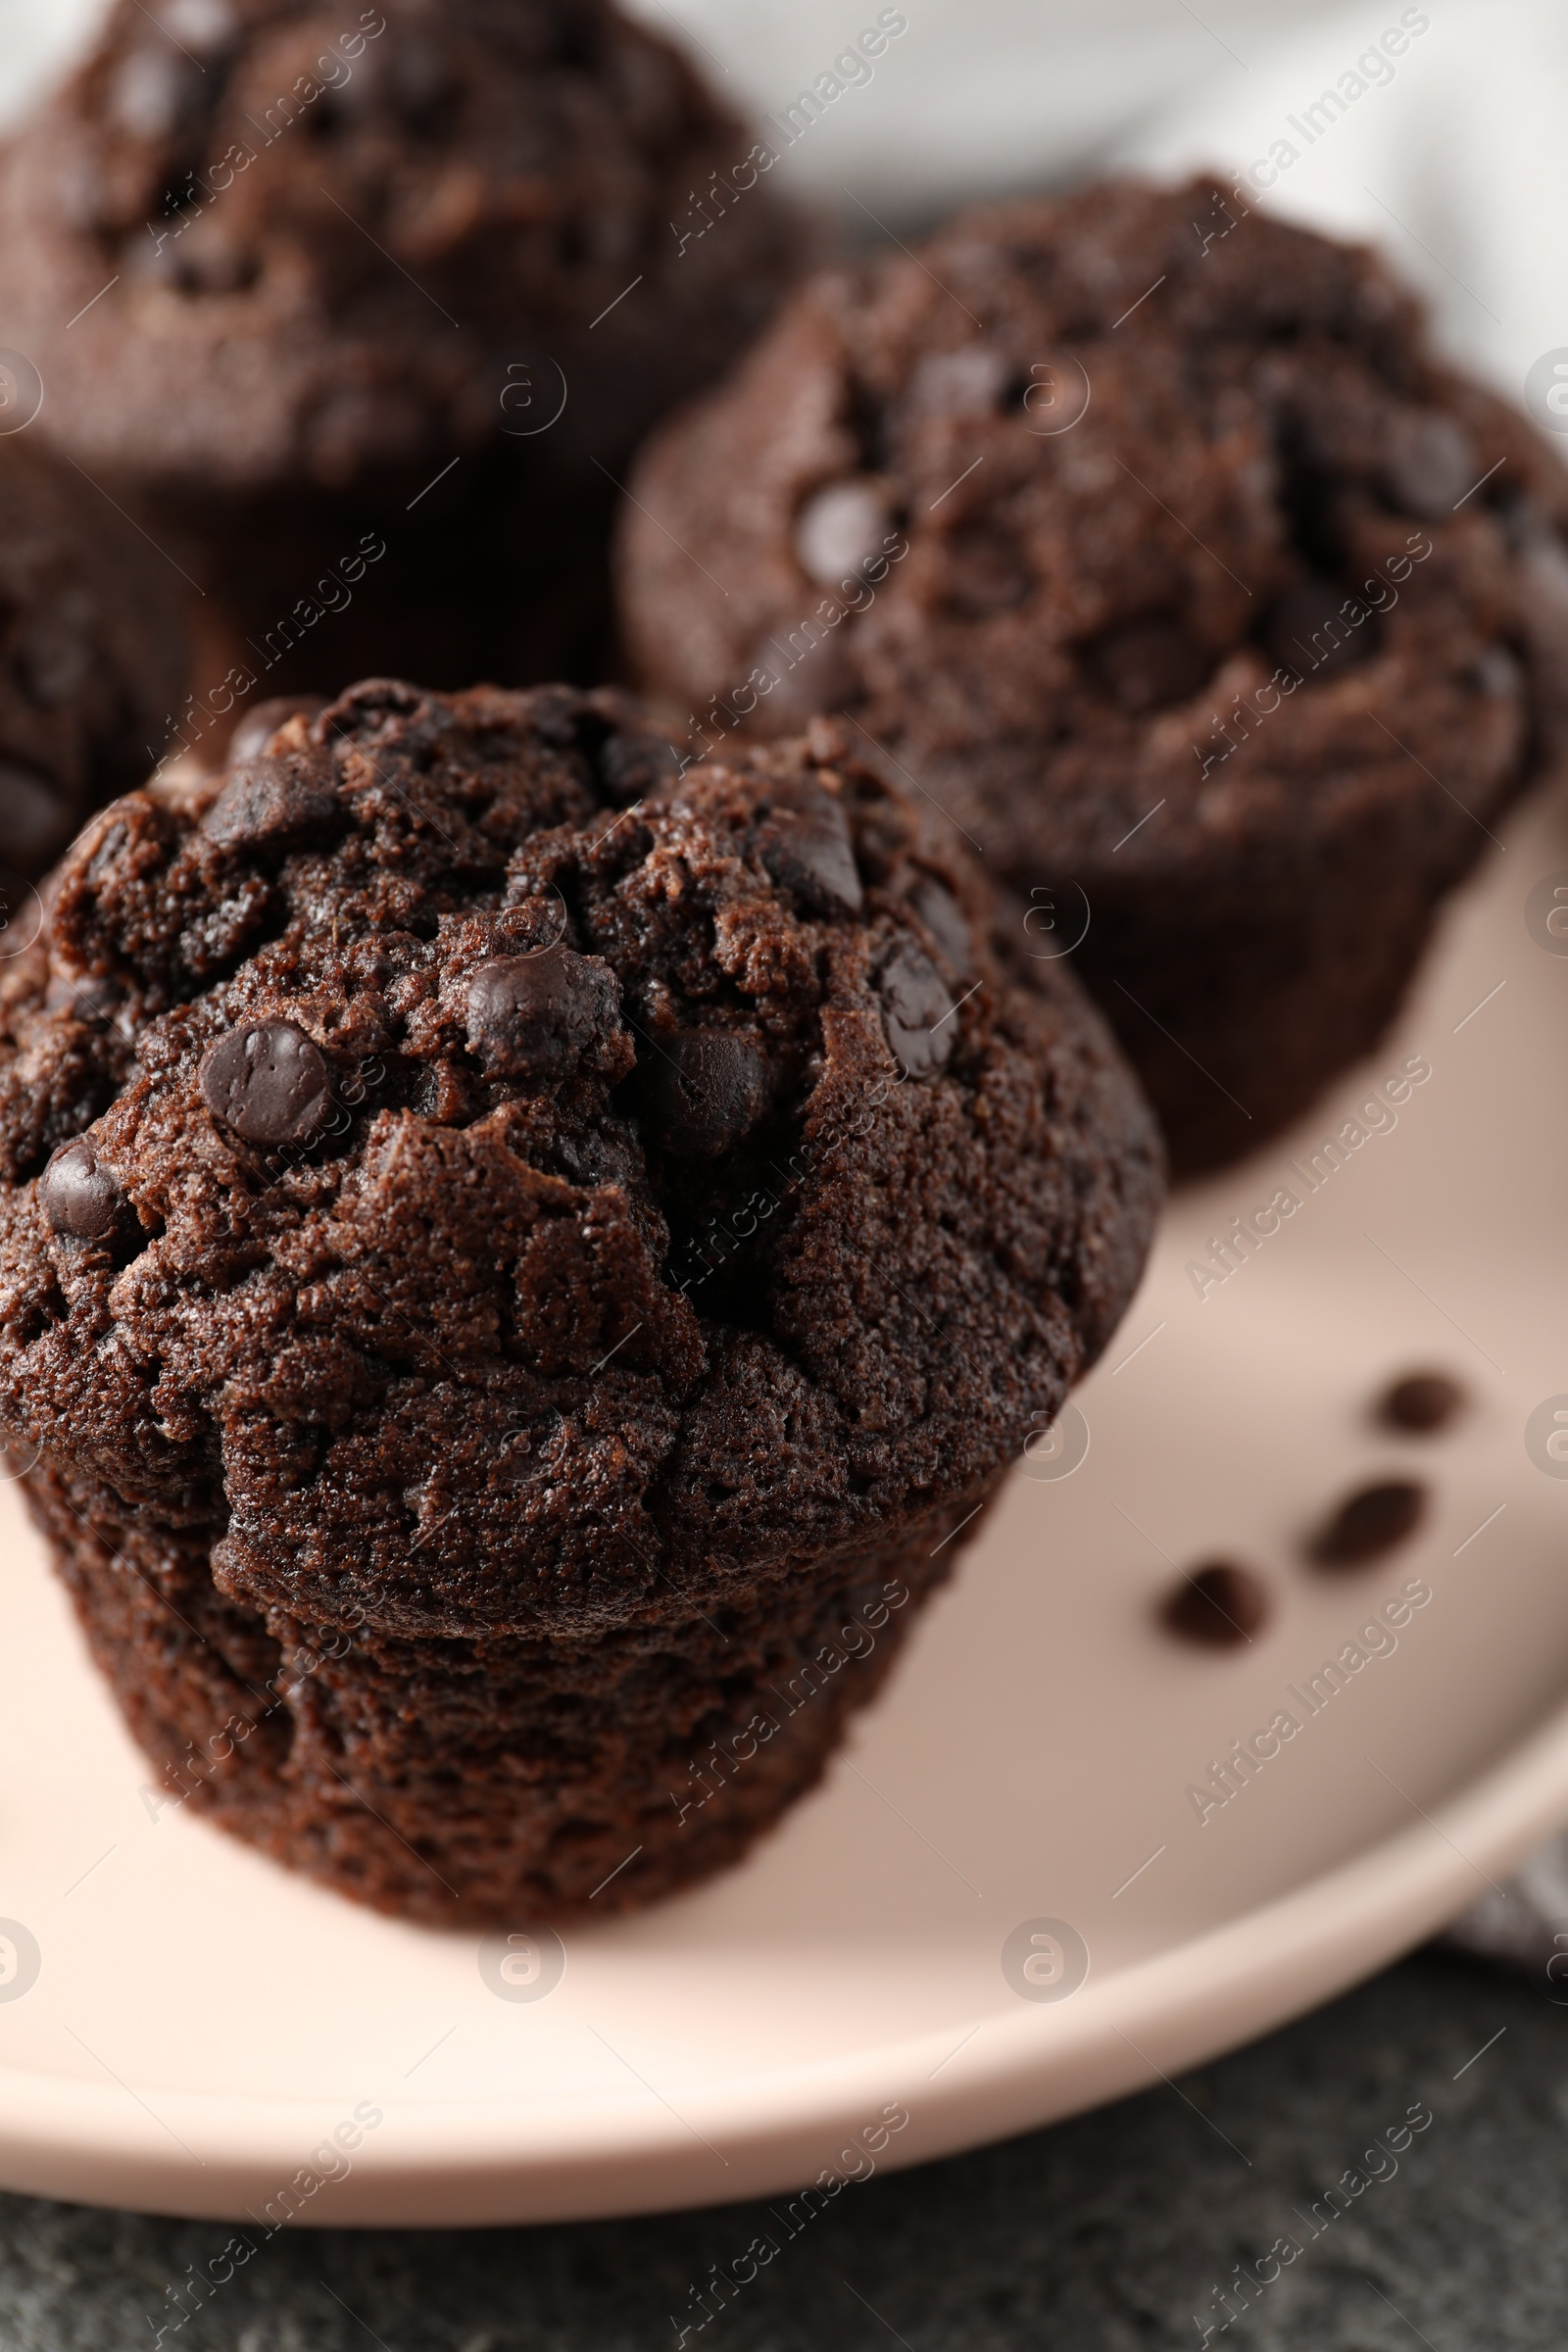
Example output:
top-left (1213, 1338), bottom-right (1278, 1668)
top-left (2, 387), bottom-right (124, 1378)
top-left (2, 1944), bottom-right (1559, 2350)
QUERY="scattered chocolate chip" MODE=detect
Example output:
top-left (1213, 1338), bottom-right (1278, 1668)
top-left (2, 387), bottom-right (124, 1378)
top-left (877, 940), bottom-right (956, 1079)
top-left (642, 1029), bottom-right (769, 1156)
top-left (466, 950), bottom-right (617, 1081)
top-left (795, 480), bottom-right (891, 587)
top-left (225, 696), bottom-right (327, 768)
top-left (1384, 412), bottom-right (1475, 518)
top-left (1089, 617), bottom-right (1211, 713)
top-left (1264, 579), bottom-right (1372, 682)
top-left (39, 1139), bottom-right (126, 1241)
top-left (1162, 1561), bottom-right (1268, 1648)
top-left (1310, 1479), bottom-right (1426, 1568)
top-left (908, 871), bottom-right (973, 972)
top-left (199, 1019), bottom-right (331, 1146)
top-left (1378, 1371), bottom-right (1467, 1435)
top-left (203, 745), bottom-right (339, 852)
top-left (758, 781), bottom-right (862, 917)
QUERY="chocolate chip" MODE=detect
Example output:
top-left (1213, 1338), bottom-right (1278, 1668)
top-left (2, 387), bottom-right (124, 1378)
top-left (1264, 578), bottom-right (1372, 682)
top-left (200, 1020), bottom-right (331, 1146)
top-left (758, 782), bottom-right (862, 918)
top-left (203, 746), bottom-right (339, 852)
top-left (910, 348), bottom-right (1009, 417)
top-left (1378, 1372), bottom-right (1467, 1435)
top-left (466, 951), bottom-right (617, 1080)
top-left (1310, 1480), bottom-right (1426, 1567)
top-left (1384, 412), bottom-right (1475, 518)
top-left (642, 1030), bottom-right (768, 1157)
top-left (598, 728), bottom-right (680, 807)
top-left (38, 1140), bottom-right (127, 1242)
top-left (1090, 617), bottom-right (1211, 713)
top-left (908, 871), bottom-right (973, 973)
top-left (1162, 1561), bottom-right (1268, 1647)
top-left (877, 941), bottom-right (956, 1079)
top-left (795, 480), bottom-right (892, 587)
top-left (225, 697), bottom-right (327, 768)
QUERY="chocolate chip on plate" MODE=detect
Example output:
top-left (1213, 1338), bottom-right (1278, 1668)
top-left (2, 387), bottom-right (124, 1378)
top-left (1162, 1561), bottom-right (1268, 1648)
top-left (758, 782), bottom-right (863, 918)
top-left (1378, 1370), bottom-right (1467, 1434)
top-left (466, 950), bottom-right (617, 1081)
top-left (877, 940), bottom-right (956, 1079)
top-left (1310, 1479), bottom-right (1426, 1568)
top-left (199, 1019), bottom-right (331, 1146)
top-left (642, 1029), bottom-right (768, 1157)
top-left (38, 1139), bottom-right (126, 1241)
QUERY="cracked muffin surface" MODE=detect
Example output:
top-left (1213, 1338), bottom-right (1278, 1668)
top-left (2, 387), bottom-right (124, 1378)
top-left (0, 681), bottom-right (1162, 1645)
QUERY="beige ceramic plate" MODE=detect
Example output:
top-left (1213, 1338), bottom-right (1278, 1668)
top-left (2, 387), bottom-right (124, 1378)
top-left (1, 790), bottom-right (1566, 2227)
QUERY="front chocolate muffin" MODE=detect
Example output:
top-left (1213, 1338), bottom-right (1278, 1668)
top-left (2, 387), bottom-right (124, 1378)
top-left (0, 682), bottom-right (1160, 1923)
top-left (617, 176), bottom-right (1568, 1174)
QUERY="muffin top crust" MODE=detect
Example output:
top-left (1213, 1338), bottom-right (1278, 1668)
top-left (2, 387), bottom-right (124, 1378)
top-left (0, 681), bottom-right (1160, 1639)
top-left (619, 175), bottom-right (1568, 880)
top-left (0, 0), bottom-right (800, 489)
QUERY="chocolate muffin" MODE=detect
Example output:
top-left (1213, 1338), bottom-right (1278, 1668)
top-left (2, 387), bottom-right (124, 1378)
top-left (0, 432), bottom-right (189, 878)
top-left (0, 0), bottom-right (800, 702)
top-left (0, 681), bottom-right (1160, 1923)
top-left (617, 176), bottom-right (1568, 1174)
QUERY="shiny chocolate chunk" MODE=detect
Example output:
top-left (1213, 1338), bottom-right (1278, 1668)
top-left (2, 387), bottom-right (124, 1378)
top-left (203, 743), bottom-right (339, 852)
top-left (795, 480), bottom-right (891, 587)
top-left (1162, 1560), bottom-right (1268, 1648)
top-left (1090, 617), bottom-right (1210, 713)
top-left (226, 696), bottom-right (328, 768)
top-left (466, 950), bottom-right (617, 1081)
top-left (908, 871), bottom-right (973, 972)
top-left (1384, 412), bottom-right (1475, 518)
top-left (199, 1019), bottom-right (331, 1145)
top-left (38, 1139), bottom-right (126, 1241)
top-left (1264, 579), bottom-right (1371, 682)
top-left (758, 782), bottom-right (862, 918)
top-left (643, 1029), bottom-right (768, 1156)
top-left (877, 941), bottom-right (956, 1079)
top-left (910, 347), bottom-right (1009, 418)
top-left (1378, 1370), bottom-right (1467, 1435)
top-left (1310, 1479), bottom-right (1426, 1568)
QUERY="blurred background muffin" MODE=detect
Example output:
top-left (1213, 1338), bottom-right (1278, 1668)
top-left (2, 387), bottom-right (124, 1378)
top-left (616, 177), bottom-right (1568, 1174)
top-left (0, 0), bottom-right (802, 716)
top-left (0, 427), bottom-right (188, 879)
